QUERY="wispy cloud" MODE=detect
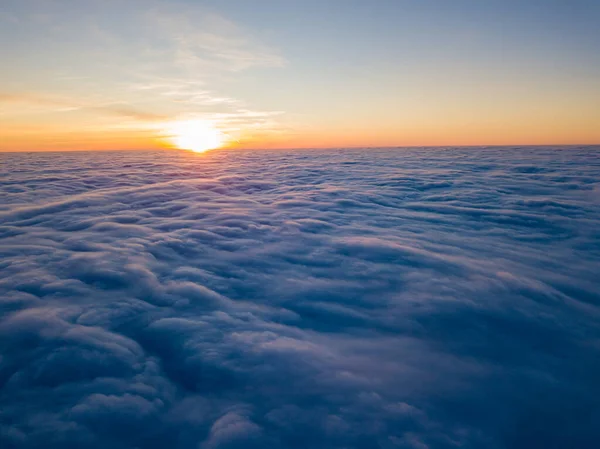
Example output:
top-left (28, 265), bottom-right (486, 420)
top-left (0, 92), bottom-right (73, 109)
top-left (145, 7), bottom-right (286, 73)
top-left (0, 92), bottom-right (167, 122)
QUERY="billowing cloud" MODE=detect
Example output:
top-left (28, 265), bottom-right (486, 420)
top-left (1, 147), bottom-right (600, 448)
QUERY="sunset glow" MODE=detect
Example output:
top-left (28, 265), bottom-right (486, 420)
top-left (1, 1), bottom-right (598, 152)
top-left (166, 120), bottom-right (224, 153)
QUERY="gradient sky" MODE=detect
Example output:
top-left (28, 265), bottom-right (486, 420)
top-left (1, 0), bottom-right (599, 151)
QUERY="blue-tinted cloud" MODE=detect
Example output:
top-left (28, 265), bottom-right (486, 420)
top-left (1, 147), bottom-right (600, 448)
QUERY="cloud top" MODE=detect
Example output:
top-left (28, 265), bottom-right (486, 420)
top-left (1, 146), bottom-right (600, 448)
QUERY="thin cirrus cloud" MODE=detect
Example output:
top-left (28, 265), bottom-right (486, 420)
top-left (144, 7), bottom-right (286, 73)
top-left (0, 92), bottom-right (168, 121)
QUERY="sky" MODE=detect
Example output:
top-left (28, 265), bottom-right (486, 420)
top-left (1, 0), bottom-right (599, 151)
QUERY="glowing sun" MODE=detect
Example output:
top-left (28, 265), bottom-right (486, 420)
top-left (168, 120), bottom-right (224, 153)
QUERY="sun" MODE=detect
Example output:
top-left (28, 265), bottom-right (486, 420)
top-left (167, 120), bottom-right (224, 153)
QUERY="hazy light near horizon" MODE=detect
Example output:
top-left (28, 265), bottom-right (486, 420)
top-left (165, 120), bottom-right (225, 153)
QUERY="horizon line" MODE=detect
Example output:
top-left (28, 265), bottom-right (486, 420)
top-left (1, 143), bottom-right (600, 154)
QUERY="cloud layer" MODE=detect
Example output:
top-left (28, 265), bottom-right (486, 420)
top-left (1, 147), bottom-right (600, 448)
